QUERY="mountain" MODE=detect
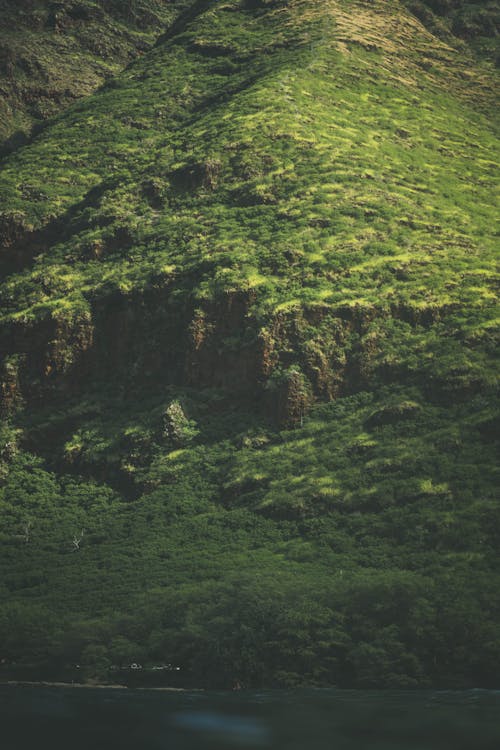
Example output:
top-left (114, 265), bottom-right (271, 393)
top-left (0, 0), bottom-right (190, 150)
top-left (0, 0), bottom-right (498, 689)
top-left (404, 0), bottom-right (499, 61)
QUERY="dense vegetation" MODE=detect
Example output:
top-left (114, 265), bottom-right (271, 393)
top-left (404, 0), bottom-right (499, 61)
top-left (0, 0), bottom-right (498, 688)
top-left (0, 0), bottom-right (190, 148)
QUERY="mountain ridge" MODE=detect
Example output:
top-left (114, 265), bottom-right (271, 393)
top-left (0, 0), bottom-right (192, 150)
top-left (0, 0), bottom-right (498, 689)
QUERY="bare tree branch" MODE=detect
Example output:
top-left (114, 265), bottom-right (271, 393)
top-left (72, 529), bottom-right (84, 552)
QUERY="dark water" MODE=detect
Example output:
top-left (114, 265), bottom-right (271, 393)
top-left (1, 685), bottom-right (499, 750)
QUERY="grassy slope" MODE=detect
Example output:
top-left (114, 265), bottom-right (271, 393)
top-left (0, 0), bottom-right (190, 148)
top-left (0, 0), bottom-right (498, 688)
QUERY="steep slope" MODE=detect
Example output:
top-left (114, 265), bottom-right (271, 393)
top-left (404, 0), bottom-right (499, 61)
top-left (0, 0), bottom-right (498, 688)
top-left (0, 0), bottom-right (190, 149)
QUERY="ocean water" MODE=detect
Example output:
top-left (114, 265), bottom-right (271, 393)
top-left (1, 685), bottom-right (499, 750)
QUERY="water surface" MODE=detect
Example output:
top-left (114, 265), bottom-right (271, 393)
top-left (1, 685), bottom-right (499, 749)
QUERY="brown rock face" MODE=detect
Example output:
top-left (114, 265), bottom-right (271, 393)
top-left (272, 368), bottom-right (312, 428)
top-left (0, 271), bottom-right (398, 425)
top-left (0, 310), bottom-right (94, 414)
top-left (0, 356), bottom-right (23, 417)
top-left (43, 311), bottom-right (94, 380)
top-left (184, 290), bottom-right (261, 390)
top-left (0, 211), bottom-right (53, 275)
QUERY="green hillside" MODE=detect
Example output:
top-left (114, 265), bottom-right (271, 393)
top-left (0, 0), bottom-right (498, 689)
top-left (404, 0), bottom-right (499, 61)
top-left (0, 0), bottom-right (190, 149)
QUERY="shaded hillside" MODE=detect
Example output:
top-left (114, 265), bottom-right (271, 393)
top-left (404, 0), bottom-right (499, 61)
top-left (0, 0), bottom-right (190, 149)
top-left (0, 0), bottom-right (498, 688)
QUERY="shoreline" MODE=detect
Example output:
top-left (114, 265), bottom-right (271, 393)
top-left (0, 680), bottom-right (193, 691)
